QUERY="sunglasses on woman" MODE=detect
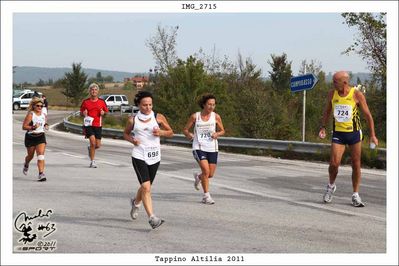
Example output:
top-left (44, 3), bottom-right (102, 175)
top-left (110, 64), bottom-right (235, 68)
top-left (35, 104), bottom-right (43, 108)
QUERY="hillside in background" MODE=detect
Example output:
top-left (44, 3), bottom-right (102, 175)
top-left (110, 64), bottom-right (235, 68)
top-left (13, 66), bottom-right (147, 84)
top-left (325, 72), bottom-right (371, 84)
top-left (13, 66), bottom-right (372, 85)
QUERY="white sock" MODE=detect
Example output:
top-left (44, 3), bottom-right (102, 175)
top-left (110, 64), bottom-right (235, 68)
top-left (353, 192), bottom-right (359, 197)
top-left (150, 214), bottom-right (156, 219)
top-left (204, 192), bottom-right (210, 198)
top-left (133, 199), bottom-right (141, 207)
top-left (328, 183), bottom-right (335, 188)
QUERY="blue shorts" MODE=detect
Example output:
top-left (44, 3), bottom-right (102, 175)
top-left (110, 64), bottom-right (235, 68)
top-left (193, 150), bottom-right (218, 164)
top-left (332, 130), bottom-right (363, 145)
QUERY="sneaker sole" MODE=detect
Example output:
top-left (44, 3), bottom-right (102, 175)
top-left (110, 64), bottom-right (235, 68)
top-left (323, 186), bottom-right (336, 203)
top-left (202, 200), bottom-right (215, 205)
top-left (193, 173), bottom-right (200, 191)
top-left (150, 219), bottom-right (165, 229)
top-left (38, 178), bottom-right (47, 182)
top-left (130, 210), bottom-right (138, 220)
top-left (353, 202), bottom-right (365, 207)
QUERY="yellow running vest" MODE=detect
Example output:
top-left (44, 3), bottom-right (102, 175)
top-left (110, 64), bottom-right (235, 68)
top-left (331, 87), bottom-right (361, 132)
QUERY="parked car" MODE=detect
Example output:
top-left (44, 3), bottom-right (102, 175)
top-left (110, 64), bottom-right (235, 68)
top-left (13, 89), bottom-right (42, 110)
top-left (99, 94), bottom-right (129, 111)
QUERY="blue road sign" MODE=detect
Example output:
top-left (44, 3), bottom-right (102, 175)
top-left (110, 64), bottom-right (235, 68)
top-left (290, 73), bottom-right (319, 92)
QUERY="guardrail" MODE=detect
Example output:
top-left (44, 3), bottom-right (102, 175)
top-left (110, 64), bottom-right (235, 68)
top-left (63, 111), bottom-right (386, 157)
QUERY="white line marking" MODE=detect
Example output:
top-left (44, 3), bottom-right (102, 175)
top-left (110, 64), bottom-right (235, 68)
top-left (62, 153), bottom-right (85, 159)
top-left (159, 171), bottom-right (385, 222)
top-left (98, 160), bottom-right (121, 166)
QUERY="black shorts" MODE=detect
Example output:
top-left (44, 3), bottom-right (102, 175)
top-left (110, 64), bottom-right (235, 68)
top-left (24, 133), bottom-right (46, 147)
top-left (83, 126), bottom-right (102, 139)
top-left (131, 157), bottom-right (160, 184)
top-left (193, 150), bottom-right (218, 164)
top-left (332, 130), bottom-right (363, 145)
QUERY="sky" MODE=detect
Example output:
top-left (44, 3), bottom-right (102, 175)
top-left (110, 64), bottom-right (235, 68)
top-left (13, 12), bottom-right (369, 76)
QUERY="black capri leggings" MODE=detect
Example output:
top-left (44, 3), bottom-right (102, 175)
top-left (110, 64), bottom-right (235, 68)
top-left (131, 157), bottom-right (160, 184)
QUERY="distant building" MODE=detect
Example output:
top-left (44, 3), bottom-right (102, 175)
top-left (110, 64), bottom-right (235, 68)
top-left (124, 76), bottom-right (149, 89)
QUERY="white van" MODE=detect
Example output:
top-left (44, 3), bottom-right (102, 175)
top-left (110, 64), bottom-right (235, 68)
top-left (99, 94), bottom-right (129, 111)
top-left (13, 89), bottom-right (42, 110)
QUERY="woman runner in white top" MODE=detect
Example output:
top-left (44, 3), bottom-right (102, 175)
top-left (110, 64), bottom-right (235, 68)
top-left (183, 93), bottom-right (225, 204)
top-left (123, 91), bottom-right (174, 229)
top-left (22, 97), bottom-right (49, 181)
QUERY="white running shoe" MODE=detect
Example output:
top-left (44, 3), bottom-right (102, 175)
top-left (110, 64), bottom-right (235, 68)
top-left (38, 173), bottom-right (46, 182)
top-left (352, 194), bottom-right (365, 207)
top-left (323, 184), bottom-right (336, 203)
top-left (23, 164), bottom-right (29, 175)
top-left (89, 161), bottom-right (97, 168)
top-left (149, 216), bottom-right (164, 229)
top-left (130, 198), bottom-right (140, 220)
top-left (202, 195), bottom-right (215, 205)
top-left (193, 172), bottom-right (201, 191)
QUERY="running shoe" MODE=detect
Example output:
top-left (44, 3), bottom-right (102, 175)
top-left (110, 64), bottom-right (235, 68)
top-left (193, 172), bottom-right (201, 191)
top-left (202, 195), bottom-right (215, 205)
top-left (352, 194), bottom-right (365, 207)
top-left (23, 164), bottom-right (29, 175)
top-left (149, 216), bottom-right (165, 229)
top-left (130, 198), bottom-right (140, 220)
top-left (323, 184), bottom-right (336, 203)
top-left (89, 160), bottom-right (97, 168)
top-left (38, 173), bottom-right (46, 182)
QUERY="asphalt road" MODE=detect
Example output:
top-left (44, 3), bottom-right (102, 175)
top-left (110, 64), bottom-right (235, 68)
top-left (12, 110), bottom-right (386, 255)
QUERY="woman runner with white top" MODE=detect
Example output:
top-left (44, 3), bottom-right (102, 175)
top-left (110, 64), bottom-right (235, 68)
top-left (22, 97), bottom-right (49, 181)
top-left (123, 91), bottom-right (174, 229)
top-left (183, 93), bottom-right (225, 204)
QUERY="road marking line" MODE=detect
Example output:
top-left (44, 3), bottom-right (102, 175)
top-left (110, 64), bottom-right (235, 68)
top-left (61, 153), bottom-right (85, 159)
top-left (98, 160), bottom-right (121, 166)
top-left (159, 171), bottom-right (385, 222)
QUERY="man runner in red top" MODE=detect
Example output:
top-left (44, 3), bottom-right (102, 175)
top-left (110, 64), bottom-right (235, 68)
top-left (80, 83), bottom-right (109, 168)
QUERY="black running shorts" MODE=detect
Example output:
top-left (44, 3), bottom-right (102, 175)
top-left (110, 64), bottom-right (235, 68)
top-left (131, 157), bottom-right (160, 184)
top-left (24, 132), bottom-right (46, 147)
top-left (83, 126), bottom-right (102, 139)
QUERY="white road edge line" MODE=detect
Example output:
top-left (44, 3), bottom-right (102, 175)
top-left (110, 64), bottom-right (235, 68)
top-left (158, 171), bottom-right (385, 222)
top-left (61, 153), bottom-right (85, 159)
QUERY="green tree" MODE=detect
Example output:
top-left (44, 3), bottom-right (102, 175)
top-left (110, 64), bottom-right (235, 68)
top-left (96, 71), bottom-right (103, 82)
top-left (62, 63), bottom-right (88, 106)
top-left (298, 59), bottom-right (322, 75)
top-left (146, 24), bottom-right (179, 73)
top-left (104, 75), bottom-right (114, 82)
top-left (151, 56), bottom-right (234, 133)
top-left (268, 53), bottom-right (292, 91)
top-left (36, 79), bottom-right (45, 86)
top-left (341, 12), bottom-right (386, 90)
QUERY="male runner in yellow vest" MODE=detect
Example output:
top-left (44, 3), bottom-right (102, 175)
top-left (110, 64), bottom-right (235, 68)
top-left (318, 71), bottom-right (378, 207)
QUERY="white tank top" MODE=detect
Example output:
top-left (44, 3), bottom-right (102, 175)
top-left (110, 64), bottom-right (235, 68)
top-left (192, 112), bottom-right (218, 152)
top-left (28, 111), bottom-right (46, 134)
top-left (131, 112), bottom-right (161, 165)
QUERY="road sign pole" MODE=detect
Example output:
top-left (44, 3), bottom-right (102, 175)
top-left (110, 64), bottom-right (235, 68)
top-left (302, 65), bottom-right (307, 142)
top-left (289, 69), bottom-right (318, 143)
top-left (302, 89), bottom-right (306, 142)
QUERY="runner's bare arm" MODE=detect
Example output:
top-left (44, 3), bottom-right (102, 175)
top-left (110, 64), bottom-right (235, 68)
top-left (183, 113), bottom-right (196, 140)
top-left (212, 113), bottom-right (225, 139)
top-left (156, 113), bottom-right (174, 138)
top-left (123, 116), bottom-right (139, 145)
top-left (22, 113), bottom-right (34, 131)
top-left (355, 90), bottom-right (379, 145)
